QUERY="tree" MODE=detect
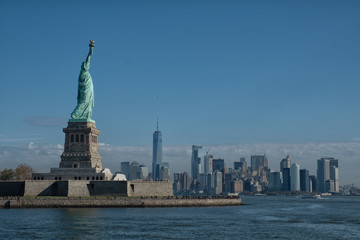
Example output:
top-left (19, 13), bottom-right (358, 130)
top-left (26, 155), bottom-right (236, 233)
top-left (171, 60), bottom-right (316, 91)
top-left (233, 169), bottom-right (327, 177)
top-left (0, 168), bottom-right (15, 180)
top-left (14, 163), bottom-right (34, 180)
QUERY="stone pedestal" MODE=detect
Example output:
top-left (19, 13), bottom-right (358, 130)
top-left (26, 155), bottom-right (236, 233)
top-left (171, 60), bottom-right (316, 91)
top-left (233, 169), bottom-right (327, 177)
top-left (60, 121), bottom-right (102, 169)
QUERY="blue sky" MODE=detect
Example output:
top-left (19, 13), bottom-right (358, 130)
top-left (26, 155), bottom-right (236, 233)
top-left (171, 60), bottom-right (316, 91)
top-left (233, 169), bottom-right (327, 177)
top-left (1, 1), bottom-right (360, 185)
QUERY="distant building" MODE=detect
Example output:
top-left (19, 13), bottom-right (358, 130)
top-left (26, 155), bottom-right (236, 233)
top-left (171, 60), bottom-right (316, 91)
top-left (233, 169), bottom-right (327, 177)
top-left (243, 179), bottom-right (252, 192)
top-left (213, 159), bottom-right (225, 172)
top-left (199, 173), bottom-right (206, 189)
top-left (251, 155), bottom-right (268, 175)
top-left (213, 158), bottom-right (226, 192)
top-left (204, 153), bottom-right (213, 176)
top-left (331, 165), bottom-right (339, 192)
top-left (160, 162), bottom-right (171, 181)
top-left (231, 180), bottom-right (243, 194)
top-left (138, 165), bottom-right (148, 180)
top-left (282, 168), bottom-right (291, 191)
top-left (309, 175), bottom-right (317, 193)
top-left (130, 161), bottom-right (140, 180)
top-left (152, 120), bottom-right (162, 180)
top-left (326, 180), bottom-right (335, 192)
top-left (182, 172), bottom-right (192, 192)
top-left (269, 172), bottom-right (282, 191)
top-left (329, 158), bottom-right (338, 168)
top-left (300, 169), bottom-right (309, 192)
top-left (225, 173), bottom-right (236, 193)
top-left (213, 171), bottom-right (223, 195)
top-left (207, 173), bottom-right (214, 192)
top-left (173, 173), bottom-right (182, 194)
top-left (251, 181), bottom-right (262, 193)
top-left (280, 155), bottom-right (291, 173)
top-left (317, 158), bottom-right (329, 193)
top-left (290, 163), bottom-right (300, 191)
top-left (191, 145), bottom-right (203, 181)
top-left (173, 172), bottom-right (192, 194)
top-left (234, 157), bottom-right (247, 173)
top-left (317, 157), bottom-right (339, 193)
top-left (120, 161), bottom-right (130, 180)
top-left (329, 158), bottom-right (339, 193)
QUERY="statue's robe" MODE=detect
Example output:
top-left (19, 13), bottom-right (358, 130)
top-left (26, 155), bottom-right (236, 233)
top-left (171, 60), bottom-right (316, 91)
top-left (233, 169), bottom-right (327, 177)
top-left (71, 60), bottom-right (94, 120)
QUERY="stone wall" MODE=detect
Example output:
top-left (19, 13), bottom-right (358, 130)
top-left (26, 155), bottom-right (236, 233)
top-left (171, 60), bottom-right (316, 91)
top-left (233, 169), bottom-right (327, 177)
top-left (92, 181), bottom-right (127, 196)
top-left (0, 180), bottom-right (173, 197)
top-left (56, 181), bottom-right (69, 196)
top-left (0, 181), bottom-right (24, 196)
top-left (128, 181), bottom-right (173, 197)
top-left (67, 181), bottom-right (91, 197)
top-left (23, 181), bottom-right (56, 196)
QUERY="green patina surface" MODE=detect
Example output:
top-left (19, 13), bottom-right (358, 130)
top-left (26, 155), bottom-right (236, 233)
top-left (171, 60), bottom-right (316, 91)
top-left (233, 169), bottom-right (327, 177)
top-left (70, 42), bottom-right (95, 122)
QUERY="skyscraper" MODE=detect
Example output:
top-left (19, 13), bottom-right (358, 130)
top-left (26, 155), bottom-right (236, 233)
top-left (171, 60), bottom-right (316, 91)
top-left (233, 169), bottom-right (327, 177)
top-left (173, 172), bottom-right (191, 194)
top-left (269, 172), bottom-right (282, 192)
top-left (329, 158), bottom-right (339, 192)
top-left (309, 175), bottom-right (317, 193)
top-left (182, 172), bottom-right (192, 192)
top-left (329, 158), bottom-right (339, 168)
top-left (138, 165), bottom-right (149, 180)
top-left (204, 153), bottom-right (213, 176)
top-left (191, 145), bottom-right (202, 181)
top-left (300, 169), bottom-right (309, 192)
top-left (120, 161), bottom-right (130, 180)
top-left (251, 155), bottom-right (268, 174)
top-left (282, 168), bottom-right (291, 191)
top-left (212, 158), bottom-right (226, 192)
top-left (213, 171), bottom-right (223, 195)
top-left (152, 120), bottom-right (162, 180)
top-left (290, 163), bottom-right (300, 191)
top-left (234, 157), bottom-right (247, 173)
top-left (212, 159), bottom-right (225, 172)
top-left (317, 157), bottom-right (339, 193)
top-left (331, 166), bottom-right (339, 192)
top-left (130, 161), bottom-right (140, 180)
top-left (280, 155), bottom-right (291, 173)
top-left (225, 173), bottom-right (236, 193)
top-left (160, 162), bottom-right (171, 181)
top-left (317, 158), bottom-right (330, 193)
top-left (206, 173), bottom-right (213, 191)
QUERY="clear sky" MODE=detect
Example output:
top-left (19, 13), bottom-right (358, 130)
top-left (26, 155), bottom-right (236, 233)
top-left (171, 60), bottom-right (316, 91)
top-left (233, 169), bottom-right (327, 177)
top-left (1, 0), bottom-right (360, 185)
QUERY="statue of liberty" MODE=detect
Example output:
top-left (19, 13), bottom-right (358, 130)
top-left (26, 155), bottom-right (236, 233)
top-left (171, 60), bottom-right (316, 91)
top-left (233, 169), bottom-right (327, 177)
top-left (70, 40), bottom-right (95, 122)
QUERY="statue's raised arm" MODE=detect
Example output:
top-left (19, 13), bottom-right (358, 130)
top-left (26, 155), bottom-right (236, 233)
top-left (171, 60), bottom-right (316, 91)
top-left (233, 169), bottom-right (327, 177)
top-left (86, 40), bottom-right (95, 63)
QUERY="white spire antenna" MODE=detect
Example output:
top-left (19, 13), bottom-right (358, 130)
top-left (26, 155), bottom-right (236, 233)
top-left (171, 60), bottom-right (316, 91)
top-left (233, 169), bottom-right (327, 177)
top-left (157, 117), bottom-right (159, 131)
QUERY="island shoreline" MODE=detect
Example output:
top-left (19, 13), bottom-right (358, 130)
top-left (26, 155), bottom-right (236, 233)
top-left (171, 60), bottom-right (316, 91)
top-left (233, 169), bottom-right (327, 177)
top-left (0, 197), bottom-right (242, 209)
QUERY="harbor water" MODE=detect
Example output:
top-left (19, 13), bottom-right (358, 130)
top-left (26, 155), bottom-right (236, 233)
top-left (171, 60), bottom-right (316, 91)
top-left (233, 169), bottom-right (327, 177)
top-left (0, 196), bottom-right (359, 239)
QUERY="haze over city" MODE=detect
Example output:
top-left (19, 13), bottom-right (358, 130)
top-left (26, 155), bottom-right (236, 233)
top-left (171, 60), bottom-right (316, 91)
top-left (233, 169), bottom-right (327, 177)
top-left (1, 1), bottom-right (360, 186)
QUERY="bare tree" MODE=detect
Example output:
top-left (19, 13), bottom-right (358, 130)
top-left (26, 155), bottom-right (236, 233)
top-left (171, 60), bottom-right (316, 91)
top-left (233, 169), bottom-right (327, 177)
top-left (14, 164), bottom-right (34, 180)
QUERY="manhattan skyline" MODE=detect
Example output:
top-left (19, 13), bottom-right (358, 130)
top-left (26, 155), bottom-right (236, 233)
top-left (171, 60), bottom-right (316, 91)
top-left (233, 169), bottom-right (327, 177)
top-left (1, 1), bottom-right (360, 185)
